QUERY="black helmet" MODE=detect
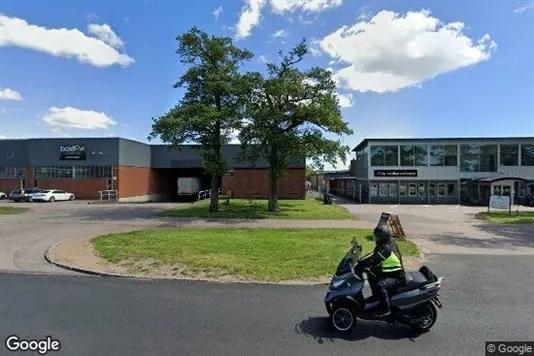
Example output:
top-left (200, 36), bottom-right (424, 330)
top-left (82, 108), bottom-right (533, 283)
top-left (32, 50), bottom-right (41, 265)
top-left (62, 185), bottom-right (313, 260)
top-left (374, 224), bottom-right (392, 244)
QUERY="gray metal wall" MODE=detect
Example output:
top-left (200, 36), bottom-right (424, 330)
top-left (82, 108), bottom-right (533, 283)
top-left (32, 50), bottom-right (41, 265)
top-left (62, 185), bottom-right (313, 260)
top-left (28, 138), bottom-right (120, 166)
top-left (119, 138), bottom-right (151, 167)
top-left (0, 140), bottom-right (29, 166)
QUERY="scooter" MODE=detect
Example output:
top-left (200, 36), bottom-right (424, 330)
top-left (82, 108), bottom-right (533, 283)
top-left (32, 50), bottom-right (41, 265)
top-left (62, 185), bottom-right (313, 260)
top-left (324, 239), bottom-right (443, 333)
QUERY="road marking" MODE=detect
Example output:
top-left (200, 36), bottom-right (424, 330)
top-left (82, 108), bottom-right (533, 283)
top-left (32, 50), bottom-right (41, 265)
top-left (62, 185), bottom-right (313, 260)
top-left (454, 204), bottom-right (460, 209)
top-left (422, 205), bottom-right (430, 207)
top-left (390, 204), bottom-right (400, 208)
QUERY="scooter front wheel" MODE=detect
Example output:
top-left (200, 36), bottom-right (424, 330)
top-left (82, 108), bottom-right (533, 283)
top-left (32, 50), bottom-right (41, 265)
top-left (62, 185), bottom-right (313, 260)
top-left (331, 306), bottom-right (355, 332)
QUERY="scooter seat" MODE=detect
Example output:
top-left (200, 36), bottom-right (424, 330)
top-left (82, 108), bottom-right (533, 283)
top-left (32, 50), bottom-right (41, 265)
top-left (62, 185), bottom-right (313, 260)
top-left (395, 271), bottom-right (428, 294)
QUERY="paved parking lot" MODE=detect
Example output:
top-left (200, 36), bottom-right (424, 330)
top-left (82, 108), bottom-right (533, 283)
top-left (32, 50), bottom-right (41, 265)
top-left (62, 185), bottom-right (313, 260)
top-left (1, 199), bottom-right (533, 275)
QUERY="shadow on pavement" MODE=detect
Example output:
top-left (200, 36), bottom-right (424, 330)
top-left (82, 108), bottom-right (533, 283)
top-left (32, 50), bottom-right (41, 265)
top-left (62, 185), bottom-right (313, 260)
top-left (294, 316), bottom-right (422, 344)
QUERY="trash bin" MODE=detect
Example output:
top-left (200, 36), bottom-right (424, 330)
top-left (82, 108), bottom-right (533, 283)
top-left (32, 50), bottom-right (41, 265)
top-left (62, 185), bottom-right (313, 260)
top-left (323, 194), bottom-right (333, 205)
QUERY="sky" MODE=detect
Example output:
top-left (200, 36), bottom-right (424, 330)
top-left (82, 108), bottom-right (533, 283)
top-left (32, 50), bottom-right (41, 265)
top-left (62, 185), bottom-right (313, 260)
top-left (1, 0), bottom-right (533, 170)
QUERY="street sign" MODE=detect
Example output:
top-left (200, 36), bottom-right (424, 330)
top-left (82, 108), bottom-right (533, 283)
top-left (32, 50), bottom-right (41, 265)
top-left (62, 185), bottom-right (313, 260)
top-left (489, 195), bottom-right (510, 211)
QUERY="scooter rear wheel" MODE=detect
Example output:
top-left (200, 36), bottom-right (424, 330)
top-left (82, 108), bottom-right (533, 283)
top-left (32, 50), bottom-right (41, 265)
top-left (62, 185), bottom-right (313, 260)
top-left (331, 307), bottom-right (355, 332)
top-left (410, 302), bottom-right (437, 333)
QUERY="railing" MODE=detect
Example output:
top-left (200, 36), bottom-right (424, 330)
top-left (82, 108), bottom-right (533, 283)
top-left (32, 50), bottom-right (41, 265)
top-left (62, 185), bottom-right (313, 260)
top-left (99, 190), bottom-right (118, 201)
top-left (197, 188), bottom-right (222, 202)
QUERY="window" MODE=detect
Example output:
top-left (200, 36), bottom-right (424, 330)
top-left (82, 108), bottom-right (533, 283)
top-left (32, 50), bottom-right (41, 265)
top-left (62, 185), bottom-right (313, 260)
top-left (447, 183), bottom-right (456, 197)
top-left (34, 166), bottom-right (113, 179)
top-left (379, 183), bottom-right (388, 197)
top-left (400, 145), bottom-right (428, 166)
top-left (408, 183), bottom-right (417, 196)
top-left (370, 184), bottom-right (378, 197)
top-left (399, 183), bottom-right (407, 197)
top-left (429, 183), bottom-right (436, 197)
top-left (370, 145), bottom-right (398, 166)
top-left (0, 166), bottom-right (25, 179)
top-left (418, 183), bottom-right (425, 197)
top-left (521, 145), bottom-right (534, 166)
top-left (430, 145), bottom-right (457, 166)
top-left (389, 183), bottom-right (397, 197)
top-left (6, 151), bottom-right (14, 159)
top-left (460, 144), bottom-right (497, 172)
top-left (437, 183), bottom-right (446, 197)
top-left (500, 145), bottom-right (519, 166)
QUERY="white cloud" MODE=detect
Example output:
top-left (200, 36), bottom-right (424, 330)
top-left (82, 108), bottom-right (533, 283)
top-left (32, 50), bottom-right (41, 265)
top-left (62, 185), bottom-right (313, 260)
top-left (0, 108), bottom-right (7, 114)
top-left (85, 12), bottom-right (100, 22)
top-left (213, 6), bottom-right (224, 20)
top-left (272, 29), bottom-right (289, 38)
top-left (336, 92), bottom-right (354, 108)
top-left (236, 0), bottom-right (268, 39)
top-left (0, 88), bottom-right (23, 101)
top-left (0, 135), bottom-right (6, 139)
top-left (236, 0), bottom-right (343, 39)
top-left (87, 23), bottom-right (125, 49)
top-left (0, 15), bottom-right (134, 68)
top-left (514, 2), bottom-right (534, 13)
top-left (318, 10), bottom-right (496, 93)
top-left (41, 107), bottom-right (117, 130)
top-left (270, 0), bottom-right (343, 14)
top-left (259, 54), bottom-right (269, 63)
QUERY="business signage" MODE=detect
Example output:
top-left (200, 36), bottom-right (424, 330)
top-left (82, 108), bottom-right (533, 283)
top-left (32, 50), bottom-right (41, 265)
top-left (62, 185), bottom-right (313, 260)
top-left (489, 195), bottom-right (510, 211)
top-left (59, 144), bottom-right (86, 160)
top-left (374, 169), bottom-right (418, 177)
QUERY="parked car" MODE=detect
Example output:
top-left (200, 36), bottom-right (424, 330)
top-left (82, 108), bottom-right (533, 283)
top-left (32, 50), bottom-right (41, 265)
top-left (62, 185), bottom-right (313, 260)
top-left (0, 191), bottom-right (7, 200)
top-left (31, 189), bottom-right (75, 203)
top-left (9, 188), bottom-right (44, 202)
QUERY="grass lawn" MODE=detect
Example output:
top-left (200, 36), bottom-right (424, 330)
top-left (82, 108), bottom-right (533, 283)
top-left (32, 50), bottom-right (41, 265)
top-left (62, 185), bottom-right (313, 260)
top-left (0, 206), bottom-right (28, 215)
top-left (159, 198), bottom-right (353, 220)
top-left (477, 211), bottom-right (534, 224)
top-left (92, 228), bottom-right (420, 281)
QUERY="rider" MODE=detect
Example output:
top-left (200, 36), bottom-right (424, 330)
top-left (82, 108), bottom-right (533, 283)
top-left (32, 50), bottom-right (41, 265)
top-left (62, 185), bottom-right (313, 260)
top-left (360, 223), bottom-right (406, 317)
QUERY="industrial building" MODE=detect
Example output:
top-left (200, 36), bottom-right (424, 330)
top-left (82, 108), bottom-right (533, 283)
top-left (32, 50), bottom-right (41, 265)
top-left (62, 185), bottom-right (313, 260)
top-left (0, 138), bottom-right (306, 201)
top-left (323, 137), bottom-right (534, 205)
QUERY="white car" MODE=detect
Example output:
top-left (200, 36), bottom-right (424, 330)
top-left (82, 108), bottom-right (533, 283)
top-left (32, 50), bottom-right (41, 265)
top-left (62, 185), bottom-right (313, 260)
top-left (31, 189), bottom-right (75, 203)
top-left (0, 191), bottom-right (7, 200)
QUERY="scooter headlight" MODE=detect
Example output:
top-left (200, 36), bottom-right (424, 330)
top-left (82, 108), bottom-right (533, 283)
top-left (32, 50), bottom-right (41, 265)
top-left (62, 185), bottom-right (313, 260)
top-left (331, 278), bottom-right (346, 289)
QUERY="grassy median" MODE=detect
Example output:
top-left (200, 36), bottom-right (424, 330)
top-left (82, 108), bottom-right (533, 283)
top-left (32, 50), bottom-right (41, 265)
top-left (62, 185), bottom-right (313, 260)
top-left (0, 206), bottom-right (28, 215)
top-left (477, 211), bottom-right (534, 224)
top-left (160, 198), bottom-right (353, 220)
top-left (92, 228), bottom-right (419, 281)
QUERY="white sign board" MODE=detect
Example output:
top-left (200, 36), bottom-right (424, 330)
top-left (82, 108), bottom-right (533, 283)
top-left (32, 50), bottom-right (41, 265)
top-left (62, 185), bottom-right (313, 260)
top-left (489, 195), bottom-right (510, 210)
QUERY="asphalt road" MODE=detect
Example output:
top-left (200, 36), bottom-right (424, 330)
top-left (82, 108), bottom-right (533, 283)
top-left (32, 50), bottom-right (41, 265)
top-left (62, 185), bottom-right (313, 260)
top-left (1, 254), bottom-right (533, 356)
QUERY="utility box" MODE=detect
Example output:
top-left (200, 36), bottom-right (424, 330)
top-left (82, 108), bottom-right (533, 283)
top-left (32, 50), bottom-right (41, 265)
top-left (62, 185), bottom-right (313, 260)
top-left (177, 177), bottom-right (201, 195)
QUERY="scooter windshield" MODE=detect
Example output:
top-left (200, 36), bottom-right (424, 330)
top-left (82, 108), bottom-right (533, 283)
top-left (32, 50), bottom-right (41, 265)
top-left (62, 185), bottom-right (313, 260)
top-left (334, 244), bottom-right (362, 275)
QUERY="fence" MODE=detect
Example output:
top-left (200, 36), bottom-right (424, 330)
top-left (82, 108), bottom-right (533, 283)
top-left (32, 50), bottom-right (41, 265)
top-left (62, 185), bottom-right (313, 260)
top-left (197, 188), bottom-right (222, 202)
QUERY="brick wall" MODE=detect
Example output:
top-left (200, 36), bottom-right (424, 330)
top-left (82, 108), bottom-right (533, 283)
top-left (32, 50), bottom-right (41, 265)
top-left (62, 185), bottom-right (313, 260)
top-left (0, 179), bottom-right (21, 193)
top-left (116, 166), bottom-right (165, 199)
top-left (37, 179), bottom-right (108, 199)
top-left (222, 168), bottom-right (305, 199)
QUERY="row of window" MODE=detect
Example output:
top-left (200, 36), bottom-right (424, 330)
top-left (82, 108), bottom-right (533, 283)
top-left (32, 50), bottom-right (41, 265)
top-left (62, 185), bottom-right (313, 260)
top-left (0, 166), bottom-right (26, 179)
top-left (370, 182), bottom-right (456, 198)
top-left (369, 144), bottom-right (534, 171)
top-left (34, 166), bottom-right (113, 179)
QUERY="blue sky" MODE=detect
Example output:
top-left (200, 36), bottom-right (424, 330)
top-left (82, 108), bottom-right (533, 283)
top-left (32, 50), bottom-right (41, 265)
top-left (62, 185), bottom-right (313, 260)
top-left (1, 0), bottom-right (533, 168)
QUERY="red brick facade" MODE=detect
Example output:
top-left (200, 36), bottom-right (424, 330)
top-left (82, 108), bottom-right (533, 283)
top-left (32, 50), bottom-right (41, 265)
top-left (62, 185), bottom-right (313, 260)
top-left (116, 166), bottom-right (165, 199)
top-left (222, 168), bottom-right (305, 199)
top-left (0, 179), bottom-right (22, 193)
top-left (37, 179), bottom-right (108, 199)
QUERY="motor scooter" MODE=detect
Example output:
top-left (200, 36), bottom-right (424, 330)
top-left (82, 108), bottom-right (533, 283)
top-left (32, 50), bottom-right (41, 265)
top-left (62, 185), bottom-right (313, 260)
top-left (324, 239), bottom-right (443, 333)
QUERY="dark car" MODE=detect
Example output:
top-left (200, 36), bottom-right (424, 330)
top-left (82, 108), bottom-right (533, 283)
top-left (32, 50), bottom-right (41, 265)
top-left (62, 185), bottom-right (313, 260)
top-left (9, 188), bottom-right (44, 202)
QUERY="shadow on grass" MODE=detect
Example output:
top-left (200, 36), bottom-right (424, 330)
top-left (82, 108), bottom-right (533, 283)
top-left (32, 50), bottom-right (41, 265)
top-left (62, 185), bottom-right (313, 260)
top-left (294, 316), bottom-right (423, 344)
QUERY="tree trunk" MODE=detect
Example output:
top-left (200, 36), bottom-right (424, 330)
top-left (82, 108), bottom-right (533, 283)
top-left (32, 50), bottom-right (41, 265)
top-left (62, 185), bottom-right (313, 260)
top-left (268, 146), bottom-right (279, 212)
top-left (268, 167), bottom-right (278, 212)
top-left (209, 174), bottom-right (219, 212)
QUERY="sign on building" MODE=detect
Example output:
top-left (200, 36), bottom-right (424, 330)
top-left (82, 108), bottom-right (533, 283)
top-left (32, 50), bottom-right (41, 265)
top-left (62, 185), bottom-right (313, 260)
top-left (374, 170), bottom-right (418, 177)
top-left (59, 144), bottom-right (86, 160)
top-left (489, 195), bottom-right (511, 212)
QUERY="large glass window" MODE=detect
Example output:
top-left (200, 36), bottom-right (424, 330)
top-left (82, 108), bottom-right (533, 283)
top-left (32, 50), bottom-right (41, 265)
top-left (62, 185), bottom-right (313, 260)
top-left (460, 144), bottom-right (497, 172)
top-left (437, 183), bottom-right (446, 197)
top-left (34, 165), bottom-right (113, 179)
top-left (389, 183), bottom-right (397, 197)
top-left (399, 183), bottom-right (407, 197)
top-left (400, 145), bottom-right (428, 166)
top-left (370, 145), bottom-right (398, 166)
top-left (370, 183), bottom-right (378, 197)
top-left (430, 145), bottom-right (458, 166)
top-left (408, 183), bottom-right (417, 196)
top-left (0, 166), bottom-right (26, 178)
top-left (379, 183), bottom-right (388, 197)
top-left (521, 145), bottom-right (534, 166)
top-left (429, 183), bottom-right (436, 197)
top-left (500, 145), bottom-right (519, 166)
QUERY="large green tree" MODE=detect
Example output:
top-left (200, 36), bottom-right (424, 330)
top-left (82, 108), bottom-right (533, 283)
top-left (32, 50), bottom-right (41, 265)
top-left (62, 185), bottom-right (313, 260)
top-left (149, 27), bottom-right (253, 212)
top-left (239, 39), bottom-right (353, 212)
